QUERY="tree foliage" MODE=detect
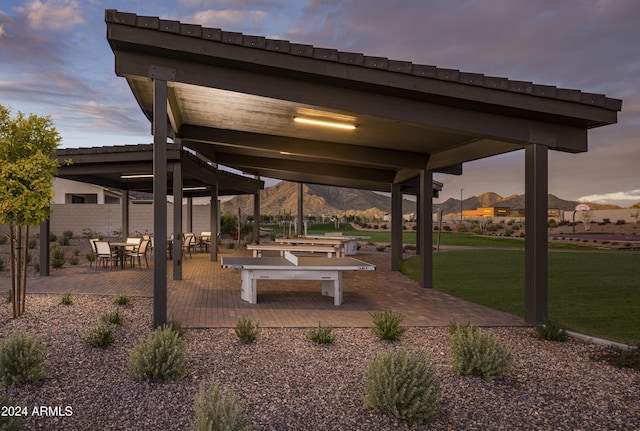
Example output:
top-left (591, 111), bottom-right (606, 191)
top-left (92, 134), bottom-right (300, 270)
top-left (0, 104), bottom-right (61, 317)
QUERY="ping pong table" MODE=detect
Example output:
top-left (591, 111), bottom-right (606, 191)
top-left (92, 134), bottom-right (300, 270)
top-left (221, 251), bottom-right (376, 305)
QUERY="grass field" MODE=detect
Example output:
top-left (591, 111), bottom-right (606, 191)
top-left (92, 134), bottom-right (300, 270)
top-left (400, 250), bottom-right (640, 345)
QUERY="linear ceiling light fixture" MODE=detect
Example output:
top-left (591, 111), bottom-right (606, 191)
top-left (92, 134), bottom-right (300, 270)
top-left (293, 116), bottom-right (356, 130)
top-left (120, 173), bottom-right (154, 179)
top-left (182, 186), bottom-right (208, 191)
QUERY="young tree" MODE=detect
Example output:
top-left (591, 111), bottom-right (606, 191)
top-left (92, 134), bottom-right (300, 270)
top-left (0, 105), bottom-right (61, 317)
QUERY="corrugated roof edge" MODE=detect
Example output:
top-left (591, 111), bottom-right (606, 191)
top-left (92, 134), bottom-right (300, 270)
top-left (105, 9), bottom-right (622, 112)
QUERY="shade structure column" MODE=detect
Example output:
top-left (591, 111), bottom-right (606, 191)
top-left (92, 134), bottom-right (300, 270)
top-left (297, 183), bottom-right (304, 236)
top-left (151, 74), bottom-right (170, 328)
top-left (121, 190), bottom-right (129, 239)
top-left (391, 183), bottom-right (403, 271)
top-left (524, 144), bottom-right (548, 324)
top-left (418, 169), bottom-right (433, 288)
top-left (210, 185), bottom-right (218, 261)
top-left (173, 161), bottom-right (183, 281)
top-left (253, 189), bottom-right (260, 244)
top-left (186, 197), bottom-right (193, 232)
top-left (39, 219), bottom-right (50, 276)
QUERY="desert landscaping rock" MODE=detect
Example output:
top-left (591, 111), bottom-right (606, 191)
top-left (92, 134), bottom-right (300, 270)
top-left (1, 295), bottom-right (638, 430)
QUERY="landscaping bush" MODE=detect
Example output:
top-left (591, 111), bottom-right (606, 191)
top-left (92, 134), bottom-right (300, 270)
top-left (592, 346), bottom-right (640, 371)
top-left (0, 392), bottom-right (21, 431)
top-left (167, 319), bottom-right (186, 339)
top-left (112, 294), bottom-right (131, 306)
top-left (0, 333), bottom-right (47, 385)
top-left (363, 349), bottom-right (441, 424)
top-left (129, 325), bottom-right (186, 381)
top-left (0, 257), bottom-right (4, 272)
top-left (370, 309), bottom-right (406, 341)
top-left (84, 323), bottom-right (115, 348)
top-left (533, 320), bottom-right (568, 342)
top-left (235, 318), bottom-right (260, 344)
top-left (60, 292), bottom-right (73, 305)
top-left (27, 237), bottom-right (37, 249)
top-left (456, 224), bottom-right (468, 233)
top-left (306, 323), bottom-right (335, 344)
top-left (448, 322), bottom-right (512, 381)
top-left (50, 245), bottom-right (66, 268)
top-left (100, 308), bottom-right (124, 326)
top-left (193, 378), bottom-right (253, 431)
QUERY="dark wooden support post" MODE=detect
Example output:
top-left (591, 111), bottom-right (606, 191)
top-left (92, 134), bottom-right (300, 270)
top-left (151, 65), bottom-right (174, 328)
top-left (121, 190), bottom-right (129, 239)
top-left (391, 183), bottom-right (403, 271)
top-left (253, 189), bottom-right (260, 244)
top-left (525, 144), bottom-right (548, 324)
top-left (186, 197), bottom-right (193, 233)
top-left (173, 161), bottom-right (183, 281)
top-left (297, 183), bottom-right (304, 236)
top-left (210, 185), bottom-right (218, 261)
top-left (415, 193), bottom-right (420, 255)
top-left (39, 219), bottom-right (50, 276)
top-left (418, 170), bottom-right (433, 288)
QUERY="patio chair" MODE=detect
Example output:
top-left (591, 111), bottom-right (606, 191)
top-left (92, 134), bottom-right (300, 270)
top-left (95, 240), bottom-right (117, 270)
top-left (126, 238), bottom-right (151, 269)
top-left (199, 231), bottom-right (211, 252)
top-left (182, 233), bottom-right (196, 258)
top-left (88, 238), bottom-right (100, 268)
top-left (124, 237), bottom-right (142, 267)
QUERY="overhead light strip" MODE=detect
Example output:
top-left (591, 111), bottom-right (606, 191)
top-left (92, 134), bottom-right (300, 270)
top-left (293, 116), bottom-right (356, 130)
top-left (120, 173), bottom-right (154, 179)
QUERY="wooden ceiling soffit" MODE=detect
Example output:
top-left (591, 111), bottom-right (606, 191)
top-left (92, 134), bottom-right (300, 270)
top-left (179, 126), bottom-right (429, 170)
top-left (428, 139), bottom-right (523, 171)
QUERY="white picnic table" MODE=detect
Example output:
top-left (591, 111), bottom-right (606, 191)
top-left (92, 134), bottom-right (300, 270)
top-left (275, 236), bottom-right (358, 257)
top-left (221, 251), bottom-right (376, 305)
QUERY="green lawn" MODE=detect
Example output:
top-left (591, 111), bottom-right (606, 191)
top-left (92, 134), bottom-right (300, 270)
top-left (400, 250), bottom-right (640, 345)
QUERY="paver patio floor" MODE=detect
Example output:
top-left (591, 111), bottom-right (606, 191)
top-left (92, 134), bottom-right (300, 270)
top-left (18, 249), bottom-right (527, 328)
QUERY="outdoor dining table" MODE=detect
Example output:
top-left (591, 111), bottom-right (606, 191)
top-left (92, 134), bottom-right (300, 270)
top-left (110, 242), bottom-right (138, 269)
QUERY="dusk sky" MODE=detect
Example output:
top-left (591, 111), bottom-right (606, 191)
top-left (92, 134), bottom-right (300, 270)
top-left (1, 0), bottom-right (638, 206)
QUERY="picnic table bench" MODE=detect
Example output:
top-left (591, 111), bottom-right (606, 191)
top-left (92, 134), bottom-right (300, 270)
top-left (246, 243), bottom-right (339, 258)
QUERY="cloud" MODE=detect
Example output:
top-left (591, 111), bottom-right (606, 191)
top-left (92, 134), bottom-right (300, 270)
top-left (16, 0), bottom-right (85, 31)
top-left (578, 190), bottom-right (640, 205)
top-left (188, 8), bottom-right (267, 28)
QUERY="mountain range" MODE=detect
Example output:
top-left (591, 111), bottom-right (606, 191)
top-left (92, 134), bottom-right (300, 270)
top-left (220, 181), bottom-right (628, 217)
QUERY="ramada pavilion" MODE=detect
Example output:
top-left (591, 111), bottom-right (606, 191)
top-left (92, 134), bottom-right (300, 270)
top-left (38, 10), bottom-right (622, 328)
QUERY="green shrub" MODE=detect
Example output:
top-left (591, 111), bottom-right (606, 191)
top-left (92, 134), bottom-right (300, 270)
top-left (60, 292), bottom-right (73, 305)
top-left (69, 256), bottom-right (80, 265)
top-left (375, 245), bottom-right (386, 252)
top-left (71, 247), bottom-right (80, 256)
top-left (85, 253), bottom-right (96, 264)
top-left (129, 325), bottom-right (186, 381)
top-left (62, 230), bottom-right (73, 239)
top-left (167, 319), bottom-right (186, 339)
top-left (363, 349), bottom-right (441, 424)
top-left (307, 323), bottom-right (335, 344)
top-left (234, 318), bottom-right (260, 344)
top-left (193, 378), bottom-right (253, 431)
top-left (49, 233), bottom-right (57, 242)
top-left (370, 309), bottom-right (406, 341)
top-left (58, 236), bottom-right (70, 246)
top-left (0, 333), bottom-right (47, 385)
top-left (456, 224), bottom-right (468, 232)
top-left (0, 257), bottom-right (4, 272)
top-left (0, 235), bottom-right (7, 245)
top-left (27, 237), bottom-right (37, 249)
top-left (50, 245), bottom-right (66, 268)
top-left (100, 308), bottom-right (124, 326)
top-left (0, 392), bottom-right (21, 431)
top-left (448, 322), bottom-right (512, 381)
top-left (84, 323), bottom-right (115, 348)
top-left (112, 294), bottom-right (130, 306)
top-left (533, 320), bottom-right (568, 342)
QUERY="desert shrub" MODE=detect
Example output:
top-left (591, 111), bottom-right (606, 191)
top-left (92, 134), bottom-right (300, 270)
top-left (49, 233), bottom-right (57, 242)
top-left (112, 294), bottom-right (130, 306)
top-left (235, 318), bottom-right (260, 344)
top-left (0, 257), bottom-right (4, 272)
top-left (57, 236), bottom-right (70, 246)
top-left (504, 227), bottom-right (514, 236)
top-left (0, 392), bottom-right (21, 431)
top-left (471, 226), bottom-right (481, 235)
top-left (62, 230), bottom-right (73, 239)
top-left (375, 245), bottom-right (386, 252)
top-left (84, 323), bottom-right (115, 348)
top-left (0, 333), bottom-right (47, 385)
top-left (100, 308), bottom-right (124, 326)
top-left (85, 253), bottom-right (96, 264)
top-left (167, 319), bottom-right (186, 339)
top-left (27, 237), bottom-right (37, 249)
top-left (616, 219), bottom-right (626, 225)
top-left (193, 378), bottom-right (253, 431)
top-left (60, 292), bottom-right (73, 305)
top-left (307, 323), bottom-right (335, 344)
top-left (0, 235), bottom-right (7, 245)
top-left (50, 246), bottom-right (66, 268)
top-left (370, 309), bottom-right (406, 341)
top-left (456, 224), bottom-right (468, 233)
top-left (448, 322), bottom-right (512, 381)
top-left (71, 247), bottom-right (80, 256)
top-left (443, 225), bottom-right (452, 232)
top-left (363, 349), bottom-right (441, 424)
top-left (533, 320), bottom-right (568, 341)
top-left (69, 256), bottom-right (80, 265)
top-left (129, 325), bottom-right (186, 381)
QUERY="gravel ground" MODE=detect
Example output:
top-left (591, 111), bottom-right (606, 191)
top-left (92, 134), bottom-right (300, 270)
top-left (0, 294), bottom-right (638, 430)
